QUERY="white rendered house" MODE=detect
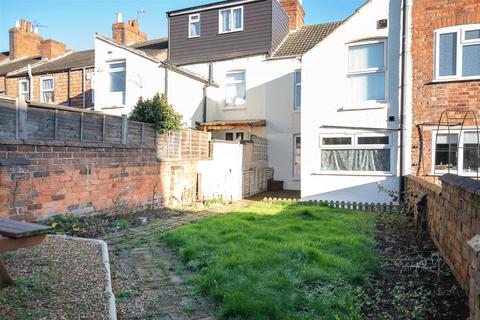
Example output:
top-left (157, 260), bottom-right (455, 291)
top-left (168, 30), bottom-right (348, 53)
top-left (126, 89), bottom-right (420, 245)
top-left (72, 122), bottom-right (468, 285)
top-left (301, 0), bottom-right (406, 203)
top-left (94, 34), bottom-right (211, 127)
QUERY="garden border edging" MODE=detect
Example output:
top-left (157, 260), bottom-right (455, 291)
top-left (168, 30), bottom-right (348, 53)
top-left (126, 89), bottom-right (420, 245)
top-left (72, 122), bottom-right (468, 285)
top-left (50, 235), bottom-right (117, 320)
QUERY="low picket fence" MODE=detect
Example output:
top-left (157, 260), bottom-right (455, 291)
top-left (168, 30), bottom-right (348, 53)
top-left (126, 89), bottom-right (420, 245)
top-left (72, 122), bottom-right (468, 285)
top-left (262, 197), bottom-right (399, 213)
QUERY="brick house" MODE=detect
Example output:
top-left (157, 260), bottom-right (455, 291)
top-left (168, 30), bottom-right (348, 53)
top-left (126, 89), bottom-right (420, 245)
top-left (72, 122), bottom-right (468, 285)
top-left (410, 0), bottom-right (480, 178)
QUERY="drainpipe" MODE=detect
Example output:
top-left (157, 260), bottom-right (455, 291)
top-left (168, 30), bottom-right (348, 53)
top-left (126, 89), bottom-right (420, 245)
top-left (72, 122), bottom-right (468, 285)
top-left (27, 64), bottom-right (33, 101)
top-left (67, 69), bottom-right (71, 106)
top-left (82, 67), bottom-right (86, 109)
top-left (399, 0), bottom-right (408, 202)
top-left (203, 63), bottom-right (213, 124)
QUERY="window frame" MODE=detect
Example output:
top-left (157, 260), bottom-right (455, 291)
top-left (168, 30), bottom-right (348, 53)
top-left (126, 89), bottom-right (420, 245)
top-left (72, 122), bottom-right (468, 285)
top-left (294, 69), bottom-right (301, 111)
top-left (431, 129), bottom-right (480, 176)
top-left (218, 6), bottom-right (244, 34)
top-left (40, 76), bottom-right (55, 104)
top-left (188, 13), bottom-right (201, 38)
top-left (225, 70), bottom-right (246, 108)
top-left (225, 131), bottom-right (244, 141)
top-left (107, 60), bottom-right (127, 106)
top-left (18, 79), bottom-right (29, 101)
top-left (293, 134), bottom-right (301, 177)
top-left (434, 24), bottom-right (480, 81)
top-left (345, 39), bottom-right (388, 107)
top-left (319, 132), bottom-right (394, 176)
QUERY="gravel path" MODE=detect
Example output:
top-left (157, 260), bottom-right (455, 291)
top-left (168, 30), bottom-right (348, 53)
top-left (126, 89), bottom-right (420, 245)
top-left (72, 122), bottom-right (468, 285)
top-left (105, 201), bottom-right (252, 320)
top-left (0, 236), bottom-right (110, 320)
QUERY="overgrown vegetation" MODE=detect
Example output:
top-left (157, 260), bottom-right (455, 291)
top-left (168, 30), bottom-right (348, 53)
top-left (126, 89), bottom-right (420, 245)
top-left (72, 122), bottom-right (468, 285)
top-left (129, 93), bottom-right (182, 132)
top-left (164, 202), bottom-right (379, 319)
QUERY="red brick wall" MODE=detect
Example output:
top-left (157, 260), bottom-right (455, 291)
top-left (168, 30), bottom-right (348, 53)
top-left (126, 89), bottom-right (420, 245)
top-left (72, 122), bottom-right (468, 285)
top-left (0, 140), bottom-right (199, 221)
top-left (279, 0), bottom-right (304, 30)
top-left (9, 22), bottom-right (43, 60)
top-left (112, 20), bottom-right (147, 45)
top-left (411, 0), bottom-right (480, 176)
top-left (4, 68), bottom-right (94, 108)
top-left (40, 39), bottom-right (66, 60)
top-left (406, 174), bottom-right (480, 318)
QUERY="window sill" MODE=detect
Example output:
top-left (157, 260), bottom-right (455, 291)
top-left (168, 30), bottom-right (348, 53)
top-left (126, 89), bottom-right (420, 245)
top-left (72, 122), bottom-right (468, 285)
top-left (340, 103), bottom-right (387, 111)
top-left (101, 105), bottom-right (125, 110)
top-left (311, 172), bottom-right (395, 177)
top-left (429, 77), bottom-right (480, 84)
top-left (218, 29), bottom-right (243, 35)
top-left (224, 106), bottom-right (247, 111)
top-left (293, 109), bottom-right (301, 113)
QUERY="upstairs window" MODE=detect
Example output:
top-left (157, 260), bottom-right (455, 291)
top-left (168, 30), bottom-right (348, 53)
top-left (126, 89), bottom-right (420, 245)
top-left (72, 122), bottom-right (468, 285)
top-left (435, 25), bottom-right (480, 80)
top-left (294, 70), bottom-right (301, 110)
top-left (18, 80), bottom-right (29, 101)
top-left (347, 40), bottom-right (386, 104)
top-left (189, 14), bottom-right (200, 38)
top-left (219, 7), bottom-right (243, 33)
top-left (225, 71), bottom-right (246, 107)
top-left (40, 77), bottom-right (54, 103)
top-left (109, 60), bottom-right (126, 105)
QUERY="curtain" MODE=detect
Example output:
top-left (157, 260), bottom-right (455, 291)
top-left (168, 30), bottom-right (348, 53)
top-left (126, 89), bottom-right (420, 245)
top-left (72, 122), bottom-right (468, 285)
top-left (321, 149), bottom-right (390, 172)
top-left (42, 79), bottom-right (54, 103)
top-left (348, 42), bottom-right (384, 71)
top-left (221, 10), bottom-right (231, 32)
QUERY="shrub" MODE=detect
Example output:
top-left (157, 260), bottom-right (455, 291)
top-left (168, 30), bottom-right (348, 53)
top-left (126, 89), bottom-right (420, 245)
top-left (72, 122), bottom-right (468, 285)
top-left (129, 93), bottom-right (182, 133)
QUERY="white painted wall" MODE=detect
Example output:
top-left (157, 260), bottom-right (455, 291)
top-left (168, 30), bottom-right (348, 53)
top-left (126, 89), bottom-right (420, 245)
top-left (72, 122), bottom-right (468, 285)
top-left (198, 141), bottom-right (244, 201)
top-left (183, 55), bottom-right (302, 190)
top-left (94, 37), bottom-right (205, 127)
top-left (302, 0), bottom-right (403, 203)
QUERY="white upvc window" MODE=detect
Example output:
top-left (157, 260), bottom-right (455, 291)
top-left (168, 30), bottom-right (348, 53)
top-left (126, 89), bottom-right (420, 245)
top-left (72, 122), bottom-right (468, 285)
top-left (319, 133), bottom-right (393, 175)
top-left (435, 24), bottom-right (480, 81)
top-left (18, 80), bottom-right (29, 101)
top-left (189, 14), bottom-right (200, 38)
top-left (225, 70), bottom-right (246, 107)
top-left (293, 134), bottom-right (301, 177)
top-left (432, 130), bottom-right (480, 176)
top-left (346, 39), bottom-right (387, 105)
top-left (40, 77), bottom-right (54, 103)
top-left (294, 70), bottom-right (301, 110)
top-left (219, 6), bottom-right (243, 34)
top-left (225, 132), bottom-right (244, 141)
top-left (108, 60), bottom-right (126, 105)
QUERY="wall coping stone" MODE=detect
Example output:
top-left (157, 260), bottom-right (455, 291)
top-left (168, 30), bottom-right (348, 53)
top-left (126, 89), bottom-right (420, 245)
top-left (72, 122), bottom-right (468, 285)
top-left (0, 139), bottom-right (156, 150)
top-left (442, 174), bottom-right (480, 194)
top-left (0, 159), bottom-right (31, 166)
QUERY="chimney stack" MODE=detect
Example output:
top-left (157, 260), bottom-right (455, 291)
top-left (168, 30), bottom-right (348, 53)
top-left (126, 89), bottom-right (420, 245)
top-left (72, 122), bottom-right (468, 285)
top-left (112, 13), bottom-right (147, 45)
top-left (9, 19), bottom-right (66, 60)
top-left (279, 0), bottom-right (305, 30)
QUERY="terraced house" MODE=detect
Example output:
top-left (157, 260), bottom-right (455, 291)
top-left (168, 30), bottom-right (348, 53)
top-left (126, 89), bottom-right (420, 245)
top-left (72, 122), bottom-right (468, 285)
top-left (163, 0), bottom-right (344, 191)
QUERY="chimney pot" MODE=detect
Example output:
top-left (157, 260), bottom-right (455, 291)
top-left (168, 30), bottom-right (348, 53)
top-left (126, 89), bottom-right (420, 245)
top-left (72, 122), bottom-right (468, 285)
top-left (15, 20), bottom-right (20, 28)
top-left (132, 19), bottom-right (138, 29)
top-left (26, 21), bottom-right (32, 32)
top-left (116, 12), bottom-right (123, 23)
top-left (20, 19), bottom-right (26, 31)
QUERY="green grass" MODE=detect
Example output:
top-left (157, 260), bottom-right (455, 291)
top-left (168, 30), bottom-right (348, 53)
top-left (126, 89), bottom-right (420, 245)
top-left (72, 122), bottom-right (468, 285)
top-left (164, 202), bottom-right (380, 319)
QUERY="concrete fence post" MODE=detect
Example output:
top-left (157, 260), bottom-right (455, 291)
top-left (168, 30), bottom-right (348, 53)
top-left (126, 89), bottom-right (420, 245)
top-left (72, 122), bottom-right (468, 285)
top-left (121, 115), bottom-right (128, 144)
top-left (16, 98), bottom-right (27, 140)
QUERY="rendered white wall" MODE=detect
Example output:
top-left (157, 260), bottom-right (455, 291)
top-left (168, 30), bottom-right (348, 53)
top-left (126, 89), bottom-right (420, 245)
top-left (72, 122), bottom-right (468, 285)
top-left (94, 37), bottom-right (205, 127)
top-left (183, 55), bottom-right (302, 190)
top-left (198, 141), bottom-right (244, 201)
top-left (301, 0), bottom-right (403, 203)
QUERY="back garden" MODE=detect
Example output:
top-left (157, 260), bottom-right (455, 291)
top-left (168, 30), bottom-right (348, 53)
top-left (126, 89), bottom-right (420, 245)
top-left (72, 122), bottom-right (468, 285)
top-left (0, 199), bottom-right (468, 319)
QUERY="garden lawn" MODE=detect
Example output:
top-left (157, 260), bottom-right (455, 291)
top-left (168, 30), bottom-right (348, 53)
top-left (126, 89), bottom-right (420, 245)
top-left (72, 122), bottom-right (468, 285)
top-left (164, 202), bottom-right (380, 319)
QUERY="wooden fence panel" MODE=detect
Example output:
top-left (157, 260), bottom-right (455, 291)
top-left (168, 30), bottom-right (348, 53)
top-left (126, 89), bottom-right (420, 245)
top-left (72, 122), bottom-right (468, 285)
top-left (27, 107), bottom-right (55, 140)
top-left (0, 100), bottom-right (17, 139)
top-left (83, 113), bottom-right (104, 142)
top-left (104, 116), bottom-right (122, 144)
top-left (57, 109), bottom-right (82, 141)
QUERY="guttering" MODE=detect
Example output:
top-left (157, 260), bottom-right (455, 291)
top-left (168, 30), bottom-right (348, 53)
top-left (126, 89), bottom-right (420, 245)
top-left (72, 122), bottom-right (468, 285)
top-left (166, 0), bottom-right (261, 17)
top-left (319, 125), bottom-right (400, 131)
top-left (399, 0), bottom-right (408, 202)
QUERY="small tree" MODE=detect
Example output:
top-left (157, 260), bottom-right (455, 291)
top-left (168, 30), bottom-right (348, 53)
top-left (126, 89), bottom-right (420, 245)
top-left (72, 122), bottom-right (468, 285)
top-left (129, 93), bottom-right (182, 133)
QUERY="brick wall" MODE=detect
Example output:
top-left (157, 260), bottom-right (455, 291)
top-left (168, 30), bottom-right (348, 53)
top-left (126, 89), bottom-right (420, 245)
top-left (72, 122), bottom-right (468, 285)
top-left (406, 174), bottom-right (480, 318)
top-left (279, 0), bottom-right (304, 30)
top-left (0, 140), bottom-right (201, 221)
top-left (411, 0), bottom-right (480, 176)
top-left (112, 19), bottom-right (147, 45)
top-left (5, 68), bottom-right (94, 108)
top-left (9, 21), bottom-right (43, 60)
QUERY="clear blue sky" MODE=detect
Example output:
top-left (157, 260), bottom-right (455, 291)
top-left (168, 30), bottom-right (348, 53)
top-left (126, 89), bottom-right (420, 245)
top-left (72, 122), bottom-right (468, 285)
top-left (0, 0), bottom-right (366, 52)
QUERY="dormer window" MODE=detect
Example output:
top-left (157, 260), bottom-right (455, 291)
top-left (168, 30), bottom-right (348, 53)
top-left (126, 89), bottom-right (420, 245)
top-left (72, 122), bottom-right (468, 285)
top-left (189, 14), bottom-right (200, 38)
top-left (219, 7), bottom-right (243, 34)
